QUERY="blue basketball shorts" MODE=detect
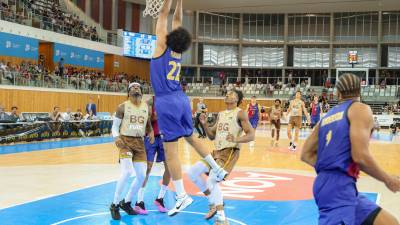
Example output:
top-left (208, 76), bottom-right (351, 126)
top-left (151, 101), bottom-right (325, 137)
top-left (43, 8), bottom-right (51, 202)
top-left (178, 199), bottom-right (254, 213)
top-left (313, 171), bottom-right (379, 225)
top-left (154, 92), bottom-right (193, 142)
top-left (144, 136), bottom-right (165, 163)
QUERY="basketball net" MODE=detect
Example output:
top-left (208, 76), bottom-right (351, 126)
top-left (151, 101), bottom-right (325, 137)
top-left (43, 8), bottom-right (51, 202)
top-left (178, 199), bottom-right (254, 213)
top-left (143, 0), bottom-right (165, 18)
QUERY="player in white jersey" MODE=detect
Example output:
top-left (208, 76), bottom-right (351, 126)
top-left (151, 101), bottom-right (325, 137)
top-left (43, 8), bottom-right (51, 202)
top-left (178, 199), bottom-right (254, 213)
top-left (287, 91), bottom-right (310, 151)
top-left (109, 83), bottom-right (155, 220)
top-left (187, 90), bottom-right (255, 225)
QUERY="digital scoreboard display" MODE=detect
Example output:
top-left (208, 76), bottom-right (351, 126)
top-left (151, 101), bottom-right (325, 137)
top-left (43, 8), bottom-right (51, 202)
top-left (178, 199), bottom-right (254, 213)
top-left (348, 50), bottom-right (358, 64)
top-left (123, 31), bottom-right (157, 59)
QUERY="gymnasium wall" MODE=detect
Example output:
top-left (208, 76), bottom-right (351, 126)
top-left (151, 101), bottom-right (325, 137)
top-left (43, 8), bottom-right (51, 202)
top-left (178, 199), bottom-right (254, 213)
top-left (0, 87), bottom-right (127, 114)
top-left (105, 55), bottom-right (150, 81)
top-left (0, 87), bottom-right (279, 114)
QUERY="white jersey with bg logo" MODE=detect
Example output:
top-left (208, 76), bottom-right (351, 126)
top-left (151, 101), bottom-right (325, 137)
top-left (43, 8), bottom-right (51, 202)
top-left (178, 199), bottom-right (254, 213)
top-left (214, 107), bottom-right (243, 150)
top-left (120, 100), bottom-right (149, 137)
top-left (291, 99), bottom-right (303, 117)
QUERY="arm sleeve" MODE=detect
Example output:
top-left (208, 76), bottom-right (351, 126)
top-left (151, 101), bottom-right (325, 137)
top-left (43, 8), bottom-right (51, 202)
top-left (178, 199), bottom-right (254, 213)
top-left (112, 117), bottom-right (122, 138)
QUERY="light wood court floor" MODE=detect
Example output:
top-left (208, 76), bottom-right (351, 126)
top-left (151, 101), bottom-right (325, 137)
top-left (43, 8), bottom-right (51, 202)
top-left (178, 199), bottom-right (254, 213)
top-left (0, 130), bottom-right (399, 219)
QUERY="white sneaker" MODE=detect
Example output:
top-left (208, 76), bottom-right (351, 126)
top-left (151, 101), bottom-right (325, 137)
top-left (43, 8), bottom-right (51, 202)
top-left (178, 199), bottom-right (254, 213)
top-left (249, 141), bottom-right (255, 147)
top-left (213, 167), bottom-right (228, 182)
top-left (167, 194), bottom-right (193, 216)
top-left (289, 144), bottom-right (297, 152)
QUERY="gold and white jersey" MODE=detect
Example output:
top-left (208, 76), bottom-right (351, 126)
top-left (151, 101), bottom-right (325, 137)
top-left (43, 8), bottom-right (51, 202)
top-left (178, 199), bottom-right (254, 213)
top-left (214, 107), bottom-right (243, 150)
top-left (120, 100), bottom-right (149, 137)
top-left (291, 99), bottom-right (303, 117)
top-left (271, 106), bottom-right (282, 120)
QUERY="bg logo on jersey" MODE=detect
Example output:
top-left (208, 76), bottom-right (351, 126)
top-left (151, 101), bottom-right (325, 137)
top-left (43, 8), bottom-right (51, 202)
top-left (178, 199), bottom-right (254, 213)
top-left (181, 171), bottom-right (315, 201)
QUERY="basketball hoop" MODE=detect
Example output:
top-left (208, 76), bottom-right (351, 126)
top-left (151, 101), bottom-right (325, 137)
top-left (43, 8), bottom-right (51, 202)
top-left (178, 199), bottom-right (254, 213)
top-left (143, 0), bottom-right (165, 18)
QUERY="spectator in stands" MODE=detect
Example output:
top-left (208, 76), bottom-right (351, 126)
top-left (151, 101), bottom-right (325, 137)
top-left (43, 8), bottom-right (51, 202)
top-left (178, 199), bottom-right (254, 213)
top-left (300, 80), bottom-right (306, 88)
top-left (58, 58), bottom-right (64, 77)
top-left (390, 122), bottom-right (398, 136)
top-left (0, 104), bottom-right (7, 120)
top-left (373, 117), bottom-right (380, 133)
top-left (290, 80), bottom-right (296, 88)
top-left (50, 106), bottom-right (62, 121)
top-left (86, 97), bottom-right (97, 116)
top-left (9, 106), bottom-right (19, 122)
top-left (380, 79), bottom-right (386, 89)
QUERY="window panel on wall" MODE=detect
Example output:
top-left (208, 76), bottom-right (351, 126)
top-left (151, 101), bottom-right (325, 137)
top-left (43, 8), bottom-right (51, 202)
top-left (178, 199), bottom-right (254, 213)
top-left (242, 46), bottom-right (284, 67)
top-left (382, 11), bottom-right (400, 42)
top-left (199, 13), bottom-right (239, 40)
top-left (288, 14), bottom-right (330, 42)
top-left (293, 47), bottom-right (329, 68)
top-left (181, 44), bottom-right (193, 65)
top-left (334, 12), bottom-right (378, 42)
top-left (202, 45), bottom-right (238, 66)
top-left (334, 47), bottom-right (377, 68)
top-left (388, 46), bottom-right (400, 67)
top-left (243, 14), bottom-right (284, 42)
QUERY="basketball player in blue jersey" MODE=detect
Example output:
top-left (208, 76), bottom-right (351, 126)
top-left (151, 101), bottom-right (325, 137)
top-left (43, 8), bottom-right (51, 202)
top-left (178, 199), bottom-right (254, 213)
top-left (246, 96), bottom-right (259, 147)
top-left (301, 73), bottom-right (400, 225)
top-left (151, 0), bottom-right (228, 216)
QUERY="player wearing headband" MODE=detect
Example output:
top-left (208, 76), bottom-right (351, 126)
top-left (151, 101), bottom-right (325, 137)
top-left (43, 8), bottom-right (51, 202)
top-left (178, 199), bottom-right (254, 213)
top-left (109, 83), bottom-right (155, 220)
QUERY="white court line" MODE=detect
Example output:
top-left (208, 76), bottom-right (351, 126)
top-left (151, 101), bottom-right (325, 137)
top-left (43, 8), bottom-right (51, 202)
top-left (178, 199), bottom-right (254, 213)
top-left (50, 210), bottom-right (247, 225)
top-left (0, 178), bottom-right (118, 210)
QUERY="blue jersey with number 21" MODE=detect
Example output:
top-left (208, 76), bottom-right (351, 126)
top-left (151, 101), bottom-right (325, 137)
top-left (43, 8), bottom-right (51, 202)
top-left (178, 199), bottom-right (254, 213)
top-left (150, 48), bottom-right (183, 96)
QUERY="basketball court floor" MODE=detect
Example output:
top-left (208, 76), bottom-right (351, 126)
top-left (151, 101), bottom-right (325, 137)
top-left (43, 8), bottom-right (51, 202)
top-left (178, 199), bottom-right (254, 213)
top-left (0, 127), bottom-right (399, 225)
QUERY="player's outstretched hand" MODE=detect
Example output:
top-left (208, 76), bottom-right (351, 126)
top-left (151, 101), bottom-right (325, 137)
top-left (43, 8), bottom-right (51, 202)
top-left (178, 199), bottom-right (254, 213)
top-left (148, 130), bottom-right (155, 144)
top-left (384, 175), bottom-right (400, 193)
top-left (226, 133), bottom-right (236, 143)
top-left (199, 113), bottom-right (207, 125)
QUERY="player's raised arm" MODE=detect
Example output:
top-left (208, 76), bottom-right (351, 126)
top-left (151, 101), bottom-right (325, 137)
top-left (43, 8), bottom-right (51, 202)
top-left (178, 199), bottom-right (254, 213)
top-left (153, 0), bottom-right (172, 58)
top-left (172, 0), bottom-right (183, 30)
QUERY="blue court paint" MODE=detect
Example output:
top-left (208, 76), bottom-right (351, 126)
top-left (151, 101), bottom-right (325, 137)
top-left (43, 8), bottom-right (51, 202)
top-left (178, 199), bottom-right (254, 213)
top-left (0, 136), bottom-right (114, 155)
top-left (0, 177), bottom-right (378, 225)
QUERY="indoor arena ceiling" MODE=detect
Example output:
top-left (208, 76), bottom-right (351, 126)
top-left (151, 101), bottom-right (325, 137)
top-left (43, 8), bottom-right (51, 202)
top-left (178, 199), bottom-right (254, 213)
top-left (125, 0), bottom-right (400, 13)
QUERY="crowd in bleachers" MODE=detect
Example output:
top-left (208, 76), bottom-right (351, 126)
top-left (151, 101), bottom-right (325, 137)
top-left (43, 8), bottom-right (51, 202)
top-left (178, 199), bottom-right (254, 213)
top-left (0, 60), bottom-right (151, 93)
top-left (0, 0), bottom-right (100, 42)
top-left (25, 0), bottom-right (99, 41)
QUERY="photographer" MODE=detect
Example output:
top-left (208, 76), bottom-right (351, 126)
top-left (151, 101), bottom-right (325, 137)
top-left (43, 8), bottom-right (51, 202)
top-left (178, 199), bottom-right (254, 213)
top-left (194, 98), bottom-right (207, 138)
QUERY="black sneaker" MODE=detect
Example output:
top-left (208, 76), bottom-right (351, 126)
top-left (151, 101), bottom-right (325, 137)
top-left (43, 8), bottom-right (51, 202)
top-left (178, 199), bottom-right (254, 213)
top-left (119, 199), bottom-right (137, 215)
top-left (110, 203), bottom-right (121, 220)
top-left (134, 201), bottom-right (148, 214)
top-left (154, 198), bottom-right (168, 213)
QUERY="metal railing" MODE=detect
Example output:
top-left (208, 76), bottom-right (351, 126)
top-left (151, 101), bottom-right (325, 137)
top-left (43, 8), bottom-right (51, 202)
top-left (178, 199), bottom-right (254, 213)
top-left (0, 70), bottom-right (152, 94)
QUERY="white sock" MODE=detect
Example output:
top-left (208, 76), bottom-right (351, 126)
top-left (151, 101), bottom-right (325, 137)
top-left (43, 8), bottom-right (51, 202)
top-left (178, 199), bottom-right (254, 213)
top-left (124, 162), bottom-right (147, 202)
top-left (217, 210), bottom-right (226, 220)
top-left (113, 158), bottom-right (133, 204)
top-left (137, 187), bottom-right (145, 203)
top-left (173, 179), bottom-right (186, 197)
top-left (157, 185), bottom-right (168, 199)
top-left (203, 154), bottom-right (220, 171)
top-left (188, 162), bottom-right (209, 193)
